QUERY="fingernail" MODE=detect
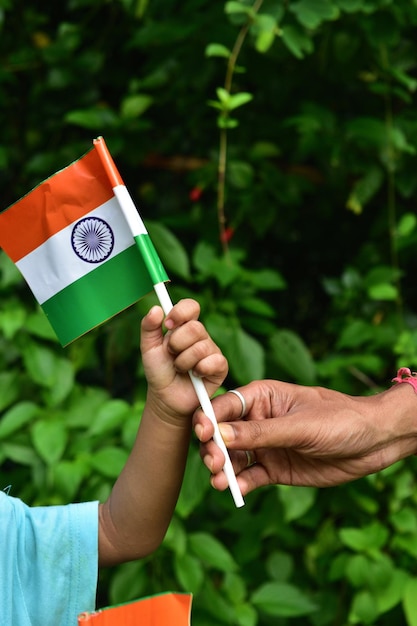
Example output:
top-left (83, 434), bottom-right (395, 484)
top-left (203, 454), bottom-right (213, 473)
top-left (210, 476), bottom-right (218, 490)
top-left (164, 318), bottom-right (174, 329)
top-left (219, 424), bottom-right (235, 444)
top-left (194, 424), bottom-right (203, 440)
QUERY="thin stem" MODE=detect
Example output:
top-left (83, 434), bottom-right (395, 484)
top-left (380, 44), bottom-right (403, 327)
top-left (216, 0), bottom-right (264, 255)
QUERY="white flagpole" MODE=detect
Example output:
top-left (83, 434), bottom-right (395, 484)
top-left (93, 136), bottom-right (244, 507)
top-left (116, 186), bottom-right (245, 507)
top-left (153, 281), bottom-right (244, 508)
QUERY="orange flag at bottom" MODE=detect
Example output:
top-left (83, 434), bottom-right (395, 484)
top-left (78, 592), bottom-right (192, 625)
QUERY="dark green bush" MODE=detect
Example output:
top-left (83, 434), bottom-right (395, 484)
top-left (2, 0), bottom-right (417, 623)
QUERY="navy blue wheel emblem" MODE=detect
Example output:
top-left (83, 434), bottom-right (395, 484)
top-left (71, 217), bottom-right (114, 263)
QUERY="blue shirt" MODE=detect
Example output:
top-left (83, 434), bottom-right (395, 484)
top-left (0, 492), bottom-right (98, 625)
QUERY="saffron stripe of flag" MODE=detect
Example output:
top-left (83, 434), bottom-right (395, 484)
top-left (0, 141), bottom-right (169, 346)
top-left (77, 592), bottom-right (192, 625)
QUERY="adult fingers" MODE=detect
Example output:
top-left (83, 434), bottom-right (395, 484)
top-left (218, 415), bottom-right (305, 452)
top-left (193, 381), bottom-right (276, 445)
top-left (210, 462), bottom-right (272, 496)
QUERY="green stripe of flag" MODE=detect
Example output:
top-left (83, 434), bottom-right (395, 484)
top-left (42, 245), bottom-right (154, 345)
top-left (134, 234), bottom-right (169, 285)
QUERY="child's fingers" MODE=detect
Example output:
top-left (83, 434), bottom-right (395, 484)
top-left (140, 306), bottom-right (165, 351)
top-left (170, 339), bottom-right (225, 376)
top-left (192, 353), bottom-right (228, 380)
top-left (164, 298), bottom-right (200, 330)
top-left (167, 320), bottom-right (210, 355)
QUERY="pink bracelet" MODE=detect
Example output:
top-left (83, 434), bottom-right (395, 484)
top-left (391, 367), bottom-right (417, 394)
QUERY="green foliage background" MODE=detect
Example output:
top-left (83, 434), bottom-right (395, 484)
top-left (2, 0), bottom-right (417, 623)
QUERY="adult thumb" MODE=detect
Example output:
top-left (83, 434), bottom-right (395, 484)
top-left (218, 420), bottom-right (275, 450)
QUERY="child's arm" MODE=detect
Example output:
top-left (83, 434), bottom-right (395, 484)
top-left (97, 299), bottom-right (228, 566)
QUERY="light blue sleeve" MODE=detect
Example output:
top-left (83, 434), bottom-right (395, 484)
top-left (0, 491), bottom-right (99, 626)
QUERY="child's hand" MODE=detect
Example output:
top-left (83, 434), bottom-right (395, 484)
top-left (140, 299), bottom-right (228, 425)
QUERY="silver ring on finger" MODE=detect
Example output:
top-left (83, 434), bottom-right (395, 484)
top-left (228, 389), bottom-right (246, 418)
top-left (245, 449), bottom-right (256, 468)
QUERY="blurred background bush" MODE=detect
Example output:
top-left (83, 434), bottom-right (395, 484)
top-left (1, 1), bottom-right (417, 623)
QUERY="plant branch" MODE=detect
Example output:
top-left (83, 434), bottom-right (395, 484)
top-left (217, 0), bottom-right (264, 255)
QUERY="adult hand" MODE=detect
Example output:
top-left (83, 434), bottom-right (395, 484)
top-left (194, 379), bottom-right (417, 494)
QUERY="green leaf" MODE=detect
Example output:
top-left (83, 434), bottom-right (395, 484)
top-left (25, 310), bottom-right (58, 341)
top-left (0, 442), bottom-right (40, 466)
top-left (53, 459), bottom-right (87, 500)
top-left (403, 578), bottom-right (417, 626)
top-left (44, 357), bottom-right (75, 406)
top-left (243, 268), bottom-right (286, 290)
top-left (346, 554), bottom-right (372, 587)
top-left (374, 567), bottom-right (408, 614)
top-left (290, 0), bottom-right (340, 29)
top-left (120, 94), bottom-right (153, 119)
top-left (347, 117), bottom-right (386, 147)
top-left (255, 30), bottom-right (276, 53)
top-left (228, 326), bottom-right (265, 384)
top-left (163, 515), bottom-right (187, 556)
top-left (253, 14), bottom-right (279, 53)
top-left (281, 25), bottom-right (314, 59)
top-left (266, 551), bottom-right (294, 582)
top-left (88, 399), bottom-right (131, 436)
top-left (147, 220), bottom-right (190, 280)
top-left (239, 297), bottom-right (276, 318)
top-left (0, 401), bottom-right (40, 440)
top-left (277, 485), bottom-right (317, 521)
top-left (0, 252), bottom-right (23, 288)
top-left (89, 446), bottom-right (129, 479)
top-left (367, 283), bottom-right (398, 301)
top-left (218, 115), bottom-right (239, 129)
top-left (109, 560), bottom-right (147, 605)
top-left (270, 329), bottom-right (316, 384)
top-left (0, 303), bottom-right (26, 339)
top-left (390, 507), bottom-right (417, 534)
top-left (65, 106), bottom-right (118, 130)
top-left (337, 319), bottom-right (374, 349)
top-left (31, 419), bottom-right (68, 465)
top-left (228, 160), bottom-right (254, 188)
top-left (397, 212), bottom-right (417, 237)
top-left (348, 590), bottom-right (378, 625)
top-left (192, 241), bottom-right (217, 275)
top-left (199, 578), bottom-right (238, 623)
top-left (189, 532), bottom-right (238, 572)
top-left (174, 551), bottom-right (204, 594)
top-left (176, 447), bottom-right (210, 518)
top-left (225, 1), bottom-right (253, 16)
top-left (0, 372), bottom-right (20, 413)
top-left (22, 344), bottom-right (59, 388)
top-left (227, 92), bottom-right (253, 111)
top-left (346, 166), bottom-right (383, 214)
top-left (251, 582), bottom-right (317, 617)
top-left (216, 87), bottom-right (230, 105)
top-left (205, 43), bottom-right (231, 58)
top-left (339, 522), bottom-right (389, 553)
top-left (223, 572), bottom-right (247, 604)
top-left (234, 603), bottom-right (258, 626)
top-left (389, 66), bottom-right (417, 92)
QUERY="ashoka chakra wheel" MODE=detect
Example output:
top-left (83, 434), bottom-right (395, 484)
top-left (71, 217), bottom-right (114, 263)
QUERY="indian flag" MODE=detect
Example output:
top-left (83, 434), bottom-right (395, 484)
top-left (0, 137), bottom-right (169, 346)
